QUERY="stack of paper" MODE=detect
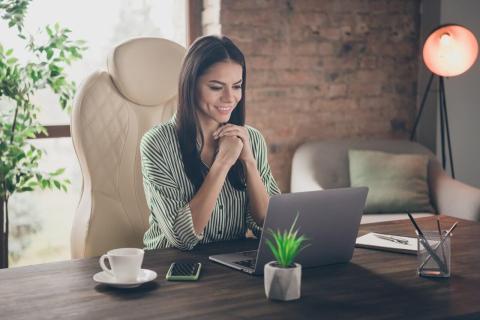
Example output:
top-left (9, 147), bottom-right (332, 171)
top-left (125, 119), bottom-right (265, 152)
top-left (355, 232), bottom-right (418, 255)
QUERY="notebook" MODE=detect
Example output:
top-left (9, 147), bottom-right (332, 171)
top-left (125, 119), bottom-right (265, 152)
top-left (355, 232), bottom-right (418, 255)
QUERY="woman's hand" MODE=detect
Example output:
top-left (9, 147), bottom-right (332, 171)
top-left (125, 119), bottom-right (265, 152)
top-left (214, 135), bottom-right (243, 168)
top-left (213, 124), bottom-right (255, 164)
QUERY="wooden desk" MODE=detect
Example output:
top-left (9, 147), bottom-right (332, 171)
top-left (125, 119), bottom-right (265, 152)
top-left (1, 216), bottom-right (480, 319)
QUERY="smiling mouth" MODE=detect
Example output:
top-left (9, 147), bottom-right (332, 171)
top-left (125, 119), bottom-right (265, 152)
top-left (216, 106), bottom-right (233, 113)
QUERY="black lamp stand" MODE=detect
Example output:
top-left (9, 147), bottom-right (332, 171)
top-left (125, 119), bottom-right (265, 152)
top-left (410, 73), bottom-right (455, 178)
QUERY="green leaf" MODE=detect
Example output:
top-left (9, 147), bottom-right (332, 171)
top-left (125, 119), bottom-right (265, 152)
top-left (50, 168), bottom-right (65, 176)
top-left (266, 239), bottom-right (279, 262)
top-left (266, 213), bottom-right (309, 268)
top-left (26, 180), bottom-right (37, 188)
top-left (7, 57), bottom-right (18, 64)
top-left (46, 25), bottom-right (53, 36)
top-left (46, 48), bottom-right (53, 60)
top-left (40, 179), bottom-right (48, 189)
top-left (272, 231), bottom-right (286, 266)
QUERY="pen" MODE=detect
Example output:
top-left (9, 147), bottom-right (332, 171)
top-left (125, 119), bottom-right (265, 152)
top-left (436, 217), bottom-right (443, 238)
top-left (406, 212), bottom-right (449, 274)
top-left (436, 216), bottom-right (447, 263)
top-left (374, 234), bottom-right (409, 245)
top-left (418, 221), bottom-right (458, 270)
top-left (407, 212), bottom-right (424, 236)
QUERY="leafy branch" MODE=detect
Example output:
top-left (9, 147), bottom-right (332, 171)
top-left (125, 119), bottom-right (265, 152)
top-left (0, 0), bottom-right (30, 33)
top-left (0, 0), bottom-right (87, 202)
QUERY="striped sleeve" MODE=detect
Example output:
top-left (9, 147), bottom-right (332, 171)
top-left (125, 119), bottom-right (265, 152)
top-left (246, 127), bottom-right (281, 237)
top-left (140, 130), bottom-right (202, 250)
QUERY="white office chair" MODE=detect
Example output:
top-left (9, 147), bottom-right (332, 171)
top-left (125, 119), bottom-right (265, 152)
top-left (70, 37), bottom-right (186, 258)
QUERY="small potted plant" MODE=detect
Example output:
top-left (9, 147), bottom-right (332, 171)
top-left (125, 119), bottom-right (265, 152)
top-left (264, 213), bottom-right (309, 301)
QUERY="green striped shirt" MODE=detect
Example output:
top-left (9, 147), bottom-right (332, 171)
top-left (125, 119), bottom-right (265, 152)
top-left (140, 115), bottom-right (281, 250)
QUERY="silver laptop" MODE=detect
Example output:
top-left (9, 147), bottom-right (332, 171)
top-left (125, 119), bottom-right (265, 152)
top-left (209, 187), bottom-right (368, 275)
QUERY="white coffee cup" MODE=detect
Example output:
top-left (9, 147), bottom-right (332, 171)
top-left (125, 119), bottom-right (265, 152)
top-left (99, 248), bottom-right (144, 282)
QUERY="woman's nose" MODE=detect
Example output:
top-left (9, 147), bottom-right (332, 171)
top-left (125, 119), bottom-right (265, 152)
top-left (221, 87), bottom-right (234, 102)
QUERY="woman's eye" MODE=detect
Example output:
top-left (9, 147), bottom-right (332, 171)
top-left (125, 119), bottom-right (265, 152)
top-left (209, 86), bottom-right (222, 91)
top-left (233, 85), bottom-right (242, 90)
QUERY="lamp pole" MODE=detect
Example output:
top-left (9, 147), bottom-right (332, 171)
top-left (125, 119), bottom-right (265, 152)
top-left (438, 76), bottom-right (455, 178)
top-left (410, 74), bottom-right (455, 178)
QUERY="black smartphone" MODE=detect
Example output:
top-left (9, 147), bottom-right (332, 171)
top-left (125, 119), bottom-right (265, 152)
top-left (166, 262), bottom-right (202, 281)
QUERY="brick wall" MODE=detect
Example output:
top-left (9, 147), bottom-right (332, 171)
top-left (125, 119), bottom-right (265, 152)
top-left (220, 0), bottom-right (421, 192)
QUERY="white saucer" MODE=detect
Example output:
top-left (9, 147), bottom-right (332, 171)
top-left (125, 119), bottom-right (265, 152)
top-left (93, 269), bottom-right (157, 288)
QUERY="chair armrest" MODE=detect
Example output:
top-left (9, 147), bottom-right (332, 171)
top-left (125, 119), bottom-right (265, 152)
top-left (430, 162), bottom-right (480, 221)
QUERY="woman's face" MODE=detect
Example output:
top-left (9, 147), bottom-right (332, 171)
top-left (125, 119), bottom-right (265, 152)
top-left (196, 60), bottom-right (243, 129)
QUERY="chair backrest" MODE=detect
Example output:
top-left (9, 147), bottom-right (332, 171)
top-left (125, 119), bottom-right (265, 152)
top-left (291, 139), bottom-right (436, 192)
top-left (71, 38), bottom-right (186, 258)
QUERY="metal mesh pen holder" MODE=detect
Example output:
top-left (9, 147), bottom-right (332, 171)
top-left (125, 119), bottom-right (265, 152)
top-left (417, 231), bottom-right (451, 278)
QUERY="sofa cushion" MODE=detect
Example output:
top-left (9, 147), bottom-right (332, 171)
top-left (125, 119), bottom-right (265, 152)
top-left (349, 150), bottom-right (434, 214)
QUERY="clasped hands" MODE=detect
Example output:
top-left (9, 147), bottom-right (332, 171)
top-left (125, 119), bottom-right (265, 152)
top-left (212, 124), bottom-right (254, 167)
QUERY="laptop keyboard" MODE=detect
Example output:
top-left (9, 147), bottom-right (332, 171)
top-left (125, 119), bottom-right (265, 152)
top-left (233, 250), bottom-right (257, 269)
top-left (235, 259), bottom-right (256, 269)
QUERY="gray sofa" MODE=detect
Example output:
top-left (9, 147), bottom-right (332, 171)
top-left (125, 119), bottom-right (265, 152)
top-left (290, 139), bottom-right (480, 223)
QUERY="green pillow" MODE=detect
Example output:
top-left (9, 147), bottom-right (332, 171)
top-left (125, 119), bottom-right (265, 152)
top-left (349, 149), bottom-right (433, 213)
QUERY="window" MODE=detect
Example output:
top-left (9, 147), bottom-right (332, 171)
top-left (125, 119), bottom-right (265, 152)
top-left (1, 0), bottom-right (187, 267)
top-left (9, 138), bottom-right (80, 265)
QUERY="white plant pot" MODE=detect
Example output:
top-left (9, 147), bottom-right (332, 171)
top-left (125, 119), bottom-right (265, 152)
top-left (264, 261), bottom-right (302, 301)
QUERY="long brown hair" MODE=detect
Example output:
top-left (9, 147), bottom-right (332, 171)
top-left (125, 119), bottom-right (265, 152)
top-left (176, 35), bottom-right (246, 191)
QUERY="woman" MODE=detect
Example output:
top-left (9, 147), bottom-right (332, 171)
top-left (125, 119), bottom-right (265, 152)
top-left (140, 35), bottom-right (280, 250)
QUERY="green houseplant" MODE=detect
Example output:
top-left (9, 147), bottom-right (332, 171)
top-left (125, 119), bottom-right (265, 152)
top-left (0, 0), bottom-right (86, 268)
top-left (264, 213), bottom-right (309, 301)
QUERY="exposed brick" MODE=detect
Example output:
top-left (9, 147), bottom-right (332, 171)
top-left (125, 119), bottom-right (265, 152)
top-left (285, 56), bottom-right (320, 70)
top-left (291, 0), bottom-right (329, 12)
top-left (359, 56), bottom-right (377, 69)
top-left (326, 84), bottom-right (348, 99)
top-left (221, 9), bottom-right (284, 27)
top-left (355, 22), bottom-right (370, 35)
top-left (321, 27), bottom-right (342, 40)
top-left (290, 12), bottom-right (329, 27)
top-left (270, 55), bottom-right (295, 69)
top-left (355, 70), bottom-right (389, 83)
top-left (318, 43), bottom-right (335, 56)
top-left (220, 0), bottom-right (420, 192)
top-left (290, 41), bottom-right (318, 56)
top-left (247, 55), bottom-right (274, 69)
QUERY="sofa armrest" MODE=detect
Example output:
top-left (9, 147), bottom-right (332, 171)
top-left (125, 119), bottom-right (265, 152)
top-left (430, 162), bottom-right (480, 221)
top-left (290, 144), bottom-right (326, 192)
top-left (290, 165), bottom-right (324, 192)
